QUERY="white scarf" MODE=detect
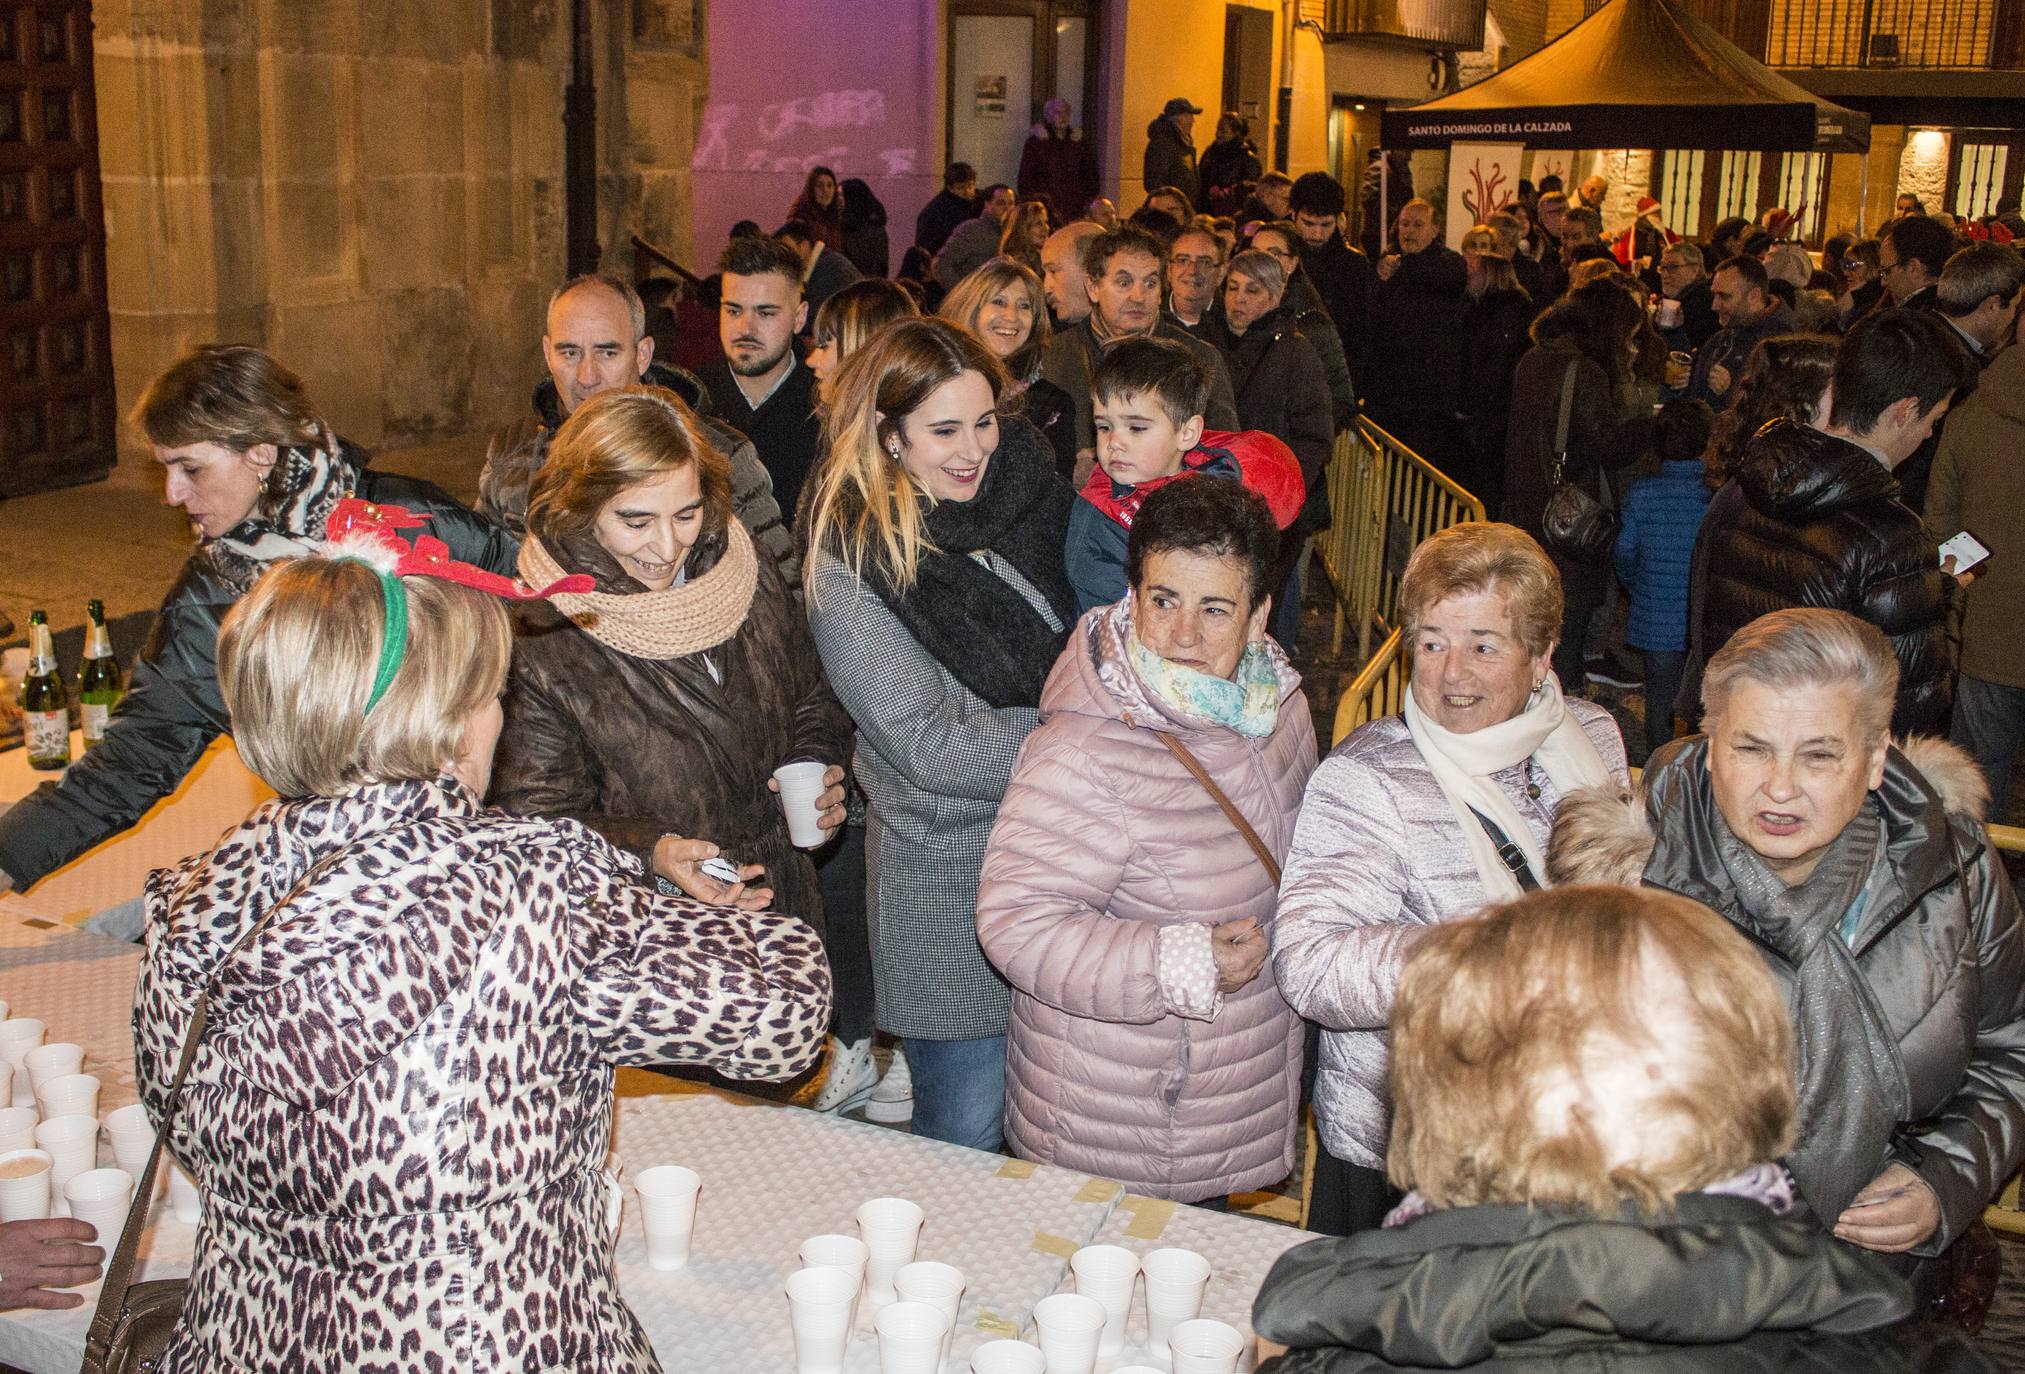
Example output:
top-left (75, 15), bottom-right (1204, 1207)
top-left (1403, 673), bottom-right (1613, 900)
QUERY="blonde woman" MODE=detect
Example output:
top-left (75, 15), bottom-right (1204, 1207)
top-left (997, 198), bottom-right (1050, 274)
top-left (803, 317), bottom-right (1078, 1149)
top-left (940, 257), bottom-right (1075, 474)
top-left (807, 278), bottom-right (918, 406)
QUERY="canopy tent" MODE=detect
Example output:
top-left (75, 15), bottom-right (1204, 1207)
top-left (1379, 0), bottom-right (1870, 153)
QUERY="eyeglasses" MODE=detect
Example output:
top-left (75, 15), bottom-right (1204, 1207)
top-left (1841, 258), bottom-right (1866, 270)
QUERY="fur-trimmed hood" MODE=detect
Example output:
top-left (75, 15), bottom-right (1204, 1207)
top-left (1548, 734), bottom-right (1991, 889)
top-left (1028, 123), bottom-right (1082, 142)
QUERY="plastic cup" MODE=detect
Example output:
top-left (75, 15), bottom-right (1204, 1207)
top-left (786, 1265), bottom-right (858, 1374)
top-left (969, 1341), bottom-right (1047, 1374)
top-left (1031, 1292), bottom-right (1105, 1374)
top-left (167, 1162), bottom-right (201, 1224)
top-left (0, 1018), bottom-right (46, 1105)
top-left (1168, 1318), bottom-right (1245, 1374)
top-left (0, 1148), bottom-right (50, 1221)
top-left (854, 1196), bottom-right (924, 1306)
top-left (895, 1259), bottom-right (964, 1365)
top-left (1070, 1244), bottom-right (1139, 1356)
top-left (1143, 1247), bottom-right (1212, 1349)
top-left (32, 1115), bottom-right (95, 1217)
top-left (800, 1233), bottom-right (868, 1329)
top-left (633, 1164), bottom-right (701, 1271)
top-left (24, 1042), bottom-right (83, 1092)
top-left (875, 1298), bottom-right (949, 1374)
top-left (1110, 1367), bottom-right (1165, 1373)
top-left (1657, 297), bottom-right (1683, 328)
top-left (774, 761), bottom-right (830, 848)
top-left (0, 1107), bottom-right (37, 1154)
top-left (102, 1104), bottom-right (163, 1200)
top-left (64, 1167), bottom-right (132, 1246)
top-left (37, 1073), bottom-right (99, 1121)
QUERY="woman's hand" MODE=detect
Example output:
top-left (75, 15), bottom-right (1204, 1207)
top-left (1210, 916), bottom-right (1270, 993)
top-left (652, 835), bottom-right (774, 911)
top-left (768, 764), bottom-right (849, 836)
top-left (1833, 1162), bottom-right (1941, 1253)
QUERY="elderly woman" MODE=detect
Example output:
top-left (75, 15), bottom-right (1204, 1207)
top-left (809, 278), bottom-right (919, 406)
top-left (940, 257), bottom-right (1075, 474)
top-left (804, 318), bottom-right (1078, 1150)
top-left (1272, 521), bottom-right (1628, 1234)
top-left (977, 478), bottom-right (1315, 1200)
top-left (1253, 885), bottom-right (1995, 1372)
top-left (1551, 608), bottom-right (2025, 1274)
top-left (0, 344), bottom-right (514, 899)
top-left (136, 513), bottom-right (830, 1371)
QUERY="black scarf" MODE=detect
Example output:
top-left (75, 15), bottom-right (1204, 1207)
top-left (868, 417), bottom-right (1077, 709)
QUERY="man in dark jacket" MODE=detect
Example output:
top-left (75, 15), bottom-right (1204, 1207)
top-left (776, 218), bottom-right (862, 320)
top-left (1367, 197), bottom-right (1468, 476)
top-left (1656, 241), bottom-right (1720, 350)
top-left (1879, 213), bottom-right (1956, 310)
top-left (1688, 309), bottom-right (1976, 737)
top-left (1895, 241), bottom-right (2022, 510)
top-left (1288, 171), bottom-right (1373, 395)
top-left (913, 161), bottom-right (978, 255)
top-left (1141, 97), bottom-right (1201, 208)
top-left (1016, 97), bottom-right (1096, 226)
top-left (701, 235), bottom-right (822, 524)
top-left (931, 184), bottom-right (1016, 290)
top-left (1684, 256), bottom-right (1794, 408)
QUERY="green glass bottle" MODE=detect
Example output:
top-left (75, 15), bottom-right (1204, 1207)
top-left (77, 599), bottom-right (122, 749)
top-left (20, 610), bottom-right (69, 771)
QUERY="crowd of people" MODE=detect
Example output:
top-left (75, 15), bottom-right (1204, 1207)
top-left (0, 96), bottom-right (2019, 1369)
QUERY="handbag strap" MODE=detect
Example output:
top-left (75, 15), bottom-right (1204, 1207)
top-left (1549, 355), bottom-right (1581, 481)
top-left (1468, 806), bottom-right (1543, 892)
top-left (85, 857), bottom-right (334, 1354)
top-left (1149, 727), bottom-right (1282, 887)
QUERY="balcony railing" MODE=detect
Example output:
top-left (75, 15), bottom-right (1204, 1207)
top-left (1759, 0), bottom-right (2025, 68)
top-left (1320, 0), bottom-right (1488, 49)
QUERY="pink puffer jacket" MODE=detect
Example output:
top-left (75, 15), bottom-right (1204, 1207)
top-left (976, 602), bottom-right (1317, 1201)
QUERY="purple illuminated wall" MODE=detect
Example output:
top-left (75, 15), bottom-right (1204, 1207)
top-left (692, 0), bottom-right (944, 270)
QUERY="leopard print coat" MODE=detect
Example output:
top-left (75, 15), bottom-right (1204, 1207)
top-left (134, 777), bottom-right (832, 1373)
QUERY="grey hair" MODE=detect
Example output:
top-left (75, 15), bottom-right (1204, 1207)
top-left (548, 273), bottom-right (647, 344)
top-left (1938, 242), bottom-right (2025, 317)
top-left (1226, 248), bottom-right (1286, 297)
top-left (1764, 243), bottom-right (1813, 290)
top-left (1662, 240), bottom-right (1705, 274)
top-left (1701, 608), bottom-right (1899, 742)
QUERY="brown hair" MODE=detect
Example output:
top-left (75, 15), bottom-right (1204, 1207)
top-left (527, 386), bottom-right (734, 547)
top-left (1702, 334), bottom-right (1836, 483)
top-left (134, 344), bottom-right (326, 455)
top-left (814, 279), bottom-right (920, 370)
top-left (1399, 522), bottom-right (1562, 661)
top-left (217, 560), bottom-right (510, 798)
top-left (1389, 885), bottom-right (1796, 1214)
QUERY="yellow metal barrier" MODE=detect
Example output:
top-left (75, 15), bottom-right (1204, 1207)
top-left (1331, 626), bottom-right (1406, 747)
top-left (1314, 418), bottom-right (1488, 663)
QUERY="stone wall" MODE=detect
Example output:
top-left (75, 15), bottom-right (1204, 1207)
top-left (92, 0), bottom-right (700, 456)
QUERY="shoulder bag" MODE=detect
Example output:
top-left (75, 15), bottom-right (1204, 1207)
top-left (1539, 356), bottom-right (1621, 566)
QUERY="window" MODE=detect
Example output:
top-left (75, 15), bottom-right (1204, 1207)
top-left (1714, 150), bottom-right (1763, 225)
top-left (1655, 150), bottom-right (1703, 241)
top-left (1774, 152), bottom-right (1826, 241)
top-left (1954, 142), bottom-right (2010, 219)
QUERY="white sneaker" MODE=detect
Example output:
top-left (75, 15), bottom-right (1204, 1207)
top-left (810, 1037), bottom-right (878, 1114)
top-left (864, 1044), bottom-right (913, 1124)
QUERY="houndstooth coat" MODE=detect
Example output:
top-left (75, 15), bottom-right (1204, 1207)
top-left (134, 777), bottom-right (832, 1373)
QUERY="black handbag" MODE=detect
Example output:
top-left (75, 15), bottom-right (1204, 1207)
top-left (1539, 356), bottom-right (1621, 566)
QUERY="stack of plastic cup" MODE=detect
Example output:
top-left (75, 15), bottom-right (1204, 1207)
top-left (773, 762), bottom-right (831, 848)
top-left (874, 1298), bottom-right (950, 1374)
top-left (0, 1148), bottom-right (51, 1221)
top-left (633, 1164), bottom-right (701, 1271)
top-left (102, 1105), bottom-right (163, 1200)
top-left (0, 1018), bottom-right (45, 1105)
top-left (799, 1232), bottom-right (869, 1330)
top-left (64, 1167), bottom-right (133, 1245)
top-left (1110, 1367), bottom-right (1165, 1373)
top-left (895, 1260), bottom-right (964, 1366)
top-left (0, 1107), bottom-right (36, 1153)
top-left (167, 1161), bottom-right (201, 1224)
top-left (786, 1265), bottom-right (858, 1374)
top-left (854, 1197), bottom-right (924, 1306)
top-left (968, 1341), bottom-right (1046, 1374)
top-left (1143, 1247), bottom-right (1212, 1349)
top-left (37, 1073), bottom-right (99, 1121)
top-left (24, 1043), bottom-right (83, 1097)
top-left (1069, 1244), bottom-right (1139, 1355)
top-left (1031, 1292), bottom-right (1105, 1374)
top-left (34, 1115), bottom-right (96, 1217)
top-left (1167, 1318), bottom-right (1245, 1374)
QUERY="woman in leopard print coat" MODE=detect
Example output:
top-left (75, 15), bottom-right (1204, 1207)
top-left (133, 544), bottom-right (832, 1373)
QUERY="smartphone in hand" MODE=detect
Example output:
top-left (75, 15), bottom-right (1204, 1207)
top-left (1940, 530), bottom-right (1992, 576)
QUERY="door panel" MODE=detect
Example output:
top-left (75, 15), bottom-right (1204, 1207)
top-left (950, 14), bottom-right (1037, 189)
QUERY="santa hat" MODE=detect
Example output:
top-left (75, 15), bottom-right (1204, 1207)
top-left (1635, 195), bottom-right (1662, 218)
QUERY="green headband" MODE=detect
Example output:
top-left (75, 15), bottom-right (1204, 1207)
top-left (341, 559), bottom-right (409, 715)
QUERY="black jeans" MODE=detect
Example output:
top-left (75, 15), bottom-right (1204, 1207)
top-left (1640, 649), bottom-right (1686, 761)
top-left (1552, 555), bottom-right (1610, 690)
top-left (1306, 1146), bottom-right (1400, 1237)
top-left (814, 820), bottom-right (875, 1043)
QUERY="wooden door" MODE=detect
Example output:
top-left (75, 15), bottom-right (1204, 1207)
top-left (0, 1), bottom-right (113, 499)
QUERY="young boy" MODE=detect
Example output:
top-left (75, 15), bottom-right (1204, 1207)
top-left (1066, 337), bottom-right (1306, 614)
top-left (1614, 396), bottom-right (1714, 760)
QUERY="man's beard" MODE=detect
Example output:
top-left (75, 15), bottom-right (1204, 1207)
top-left (727, 338), bottom-right (792, 378)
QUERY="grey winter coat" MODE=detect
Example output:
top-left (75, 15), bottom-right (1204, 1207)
top-left (1271, 700), bottom-right (1628, 1168)
top-left (1549, 736), bottom-right (2025, 1256)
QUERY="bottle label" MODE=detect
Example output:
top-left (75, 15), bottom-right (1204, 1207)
top-left (82, 702), bottom-right (109, 744)
top-left (24, 710), bottom-right (67, 762)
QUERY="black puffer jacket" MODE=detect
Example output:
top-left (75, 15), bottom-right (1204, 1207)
top-left (1208, 304), bottom-right (1334, 536)
top-left (1696, 420), bottom-right (1954, 737)
top-left (0, 454), bottom-right (517, 890)
top-left (1253, 1193), bottom-right (1996, 1372)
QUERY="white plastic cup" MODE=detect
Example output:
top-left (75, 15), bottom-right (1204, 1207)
top-left (167, 1162), bottom-right (201, 1224)
top-left (0, 1018), bottom-right (46, 1105)
top-left (875, 1298), bottom-right (950, 1374)
top-left (1069, 1244), bottom-right (1139, 1356)
top-left (1110, 1367), bottom-right (1165, 1374)
top-left (774, 761), bottom-right (830, 848)
top-left (1143, 1247), bottom-right (1212, 1349)
top-left (36, 1073), bottom-right (99, 1121)
top-left (102, 1104), bottom-right (163, 1200)
top-left (64, 1167), bottom-right (133, 1245)
top-left (800, 1233), bottom-right (869, 1330)
top-left (895, 1259), bottom-right (964, 1366)
top-left (854, 1196), bottom-right (924, 1306)
top-left (1031, 1292), bottom-right (1105, 1374)
top-left (1657, 297), bottom-right (1684, 329)
top-left (1168, 1318), bottom-right (1245, 1374)
top-left (24, 1042), bottom-right (83, 1093)
top-left (32, 1115), bottom-right (94, 1217)
top-left (0, 1106), bottom-right (37, 1154)
top-left (969, 1341), bottom-right (1047, 1374)
top-left (633, 1164), bottom-right (701, 1271)
top-left (0, 1148), bottom-right (50, 1221)
top-left (786, 1265), bottom-right (858, 1374)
